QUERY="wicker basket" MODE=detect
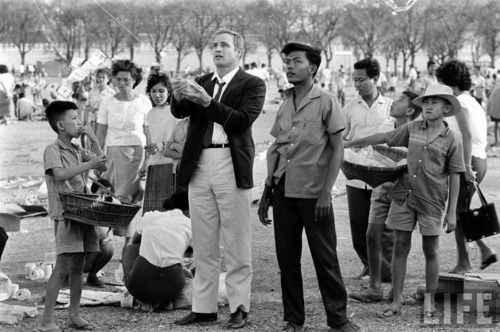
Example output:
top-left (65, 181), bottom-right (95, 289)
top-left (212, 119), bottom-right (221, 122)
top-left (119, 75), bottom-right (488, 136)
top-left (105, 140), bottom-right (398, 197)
top-left (341, 145), bottom-right (408, 188)
top-left (59, 192), bottom-right (140, 228)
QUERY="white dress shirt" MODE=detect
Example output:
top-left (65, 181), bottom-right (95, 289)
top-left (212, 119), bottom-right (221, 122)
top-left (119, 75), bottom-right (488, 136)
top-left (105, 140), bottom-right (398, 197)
top-left (210, 66), bottom-right (240, 144)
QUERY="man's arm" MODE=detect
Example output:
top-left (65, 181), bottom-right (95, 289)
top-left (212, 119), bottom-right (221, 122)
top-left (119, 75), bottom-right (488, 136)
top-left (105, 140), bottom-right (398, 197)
top-left (315, 131), bottom-right (343, 220)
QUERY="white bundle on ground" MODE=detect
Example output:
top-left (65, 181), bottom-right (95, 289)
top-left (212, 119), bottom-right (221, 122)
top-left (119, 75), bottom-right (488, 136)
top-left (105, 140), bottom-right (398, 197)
top-left (344, 146), bottom-right (407, 167)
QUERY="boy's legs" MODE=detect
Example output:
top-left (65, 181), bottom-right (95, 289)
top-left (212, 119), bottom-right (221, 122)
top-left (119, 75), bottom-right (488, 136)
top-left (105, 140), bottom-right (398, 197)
top-left (68, 253), bottom-right (91, 327)
top-left (388, 230), bottom-right (412, 312)
top-left (422, 235), bottom-right (440, 315)
top-left (39, 253), bottom-right (73, 330)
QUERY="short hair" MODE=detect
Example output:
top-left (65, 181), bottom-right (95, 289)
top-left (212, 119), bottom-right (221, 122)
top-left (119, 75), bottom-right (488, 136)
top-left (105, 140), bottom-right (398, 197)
top-left (96, 67), bottom-right (111, 83)
top-left (42, 98), bottom-right (50, 107)
top-left (19, 92), bottom-right (25, 99)
top-left (111, 60), bottom-right (143, 89)
top-left (401, 90), bottom-right (422, 120)
top-left (214, 28), bottom-right (245, 57)
top-left (0, 65), bottom-right (8, 74)
top-left (281, 43), bottom-right (322, 78)
top-left (163, 190), bottom-right (189, 212)
top-left (435, 60), bottom-right (472, 91)
top-left (45, 101), bottom-right (78, 133)
top-left (90, 178), bottom-right (113, 194)
top-left (427, 60), bottom-right (436, 68)
top-left (353, 58), bottom-right (380, 79)
top-left (146, 72), bottom-right (173, 105)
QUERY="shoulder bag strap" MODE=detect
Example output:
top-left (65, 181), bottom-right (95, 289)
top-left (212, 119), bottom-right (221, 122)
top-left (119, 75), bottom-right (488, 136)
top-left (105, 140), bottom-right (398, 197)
top-left (473, 181), bottom-right (488, 206)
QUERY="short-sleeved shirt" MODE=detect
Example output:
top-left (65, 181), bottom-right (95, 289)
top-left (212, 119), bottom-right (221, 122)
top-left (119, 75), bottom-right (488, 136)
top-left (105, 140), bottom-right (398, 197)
top-left (136, 209), bottom-right (192, 268)
top-left (44, 139), bottom-right (96, 221)
top-left (385, 120), bottom-right (465, 217)
top-left (144, 105), bottom-right (178, 165)
top-left (266, 85), bottom-right (345, 198)
top-left (487, 83), bottom-right (500, 119)
top-left (97, 94), bottom-right (152, 146)
top-left (342, 93), bottom-right (393, 189)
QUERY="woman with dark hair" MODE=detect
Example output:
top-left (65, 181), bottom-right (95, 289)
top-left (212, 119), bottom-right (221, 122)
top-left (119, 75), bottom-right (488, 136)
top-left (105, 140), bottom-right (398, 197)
top-left (436, 60), bottom-right (496, 273)
top-left (0, 64), bottom-right (15, 123)
top-left (138, 72), bottom-right (179, 212)
top-left (96, 59), bottom-right (152, 204)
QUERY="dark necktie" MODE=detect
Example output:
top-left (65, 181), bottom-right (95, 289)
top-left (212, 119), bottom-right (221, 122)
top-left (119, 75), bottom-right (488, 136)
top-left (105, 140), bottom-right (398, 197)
top-left (203, 81), bottom-right (226, 147)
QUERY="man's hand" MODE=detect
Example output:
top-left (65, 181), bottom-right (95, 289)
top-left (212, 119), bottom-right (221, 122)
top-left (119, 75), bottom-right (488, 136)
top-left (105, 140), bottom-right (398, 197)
top-left (138, 164), bottom-right (147, 179)
top-left (183, 81), bottom-right (212, 107)
top-left (258, 185), bottom-right (273, 226)
top-left (444, 211), bottom-right (457, 233)
top-left (88, 155), bottom-right (107, 171)
top-left (171, 78), bottom-right (189, 102)
top-left (315, 191), bottom-right (332, 221)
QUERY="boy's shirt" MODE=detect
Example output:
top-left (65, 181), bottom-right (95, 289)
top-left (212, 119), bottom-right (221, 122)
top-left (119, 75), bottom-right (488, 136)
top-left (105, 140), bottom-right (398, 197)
top-left (266, 85), bottom-right (345, 198)
top-left (384, 120), bottom-right (465, 217)
top-left (44, 139), bottom-right (96, 221)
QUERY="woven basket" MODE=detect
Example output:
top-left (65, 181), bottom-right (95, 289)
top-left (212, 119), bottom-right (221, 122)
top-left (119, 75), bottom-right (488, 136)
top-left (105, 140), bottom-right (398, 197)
top-left (341, 145), bottom-right (408, 188)
top-left (59, 192), bottom-right (140, 228)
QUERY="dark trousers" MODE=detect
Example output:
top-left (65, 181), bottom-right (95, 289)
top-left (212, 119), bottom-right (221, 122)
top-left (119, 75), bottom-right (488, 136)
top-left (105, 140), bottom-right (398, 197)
top-left (346, 185), bottom-right (393, 276)
top-left (123, 244), bottom-right (184, 304)
top-left (0, 227), bottom-right (8, 261)
top-left (273, 176), bottom-right (348, 327)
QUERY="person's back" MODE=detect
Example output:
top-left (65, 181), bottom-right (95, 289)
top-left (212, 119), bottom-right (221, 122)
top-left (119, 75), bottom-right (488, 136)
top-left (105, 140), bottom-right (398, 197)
top-left (16, 94), bottom-right (34, 120)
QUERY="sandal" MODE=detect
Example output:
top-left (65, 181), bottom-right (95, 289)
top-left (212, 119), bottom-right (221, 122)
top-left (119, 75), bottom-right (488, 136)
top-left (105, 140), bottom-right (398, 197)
top-left (424, 311), bottom-right (437, 318)
top-left (377, 308), bottom-right (401, 318)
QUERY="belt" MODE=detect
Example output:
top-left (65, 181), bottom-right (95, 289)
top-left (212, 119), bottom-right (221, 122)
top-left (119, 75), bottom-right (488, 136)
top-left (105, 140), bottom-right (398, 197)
top-left (205, 143), bottom-right (230, 148)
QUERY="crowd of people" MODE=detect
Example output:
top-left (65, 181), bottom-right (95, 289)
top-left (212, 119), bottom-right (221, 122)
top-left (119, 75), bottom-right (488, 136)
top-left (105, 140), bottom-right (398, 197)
top-left (14, 25), bottom-right (496, 332)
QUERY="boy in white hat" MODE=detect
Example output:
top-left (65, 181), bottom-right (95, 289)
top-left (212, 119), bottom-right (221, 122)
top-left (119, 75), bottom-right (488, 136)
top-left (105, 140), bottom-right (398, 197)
top-left (344, 84), bottom-right (465, 318)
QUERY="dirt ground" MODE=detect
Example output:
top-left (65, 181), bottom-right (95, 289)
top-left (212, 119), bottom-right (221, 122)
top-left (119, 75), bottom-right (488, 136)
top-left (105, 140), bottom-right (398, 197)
top-left (0, 84), bottom-right (499, 331)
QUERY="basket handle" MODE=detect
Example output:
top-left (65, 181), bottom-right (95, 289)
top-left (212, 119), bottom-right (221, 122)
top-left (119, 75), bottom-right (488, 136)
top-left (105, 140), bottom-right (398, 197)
top-left (65, 181), bottom-right (74, 192)
top-left (88, 175), bottom-right (122, 201)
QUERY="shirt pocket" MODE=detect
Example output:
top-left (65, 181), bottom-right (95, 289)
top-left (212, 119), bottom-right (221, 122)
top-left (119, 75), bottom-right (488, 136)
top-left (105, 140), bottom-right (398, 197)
top-left (300, 120), bottom-right (323, 145)
top-left (426, 147), bottom-right (445, 174)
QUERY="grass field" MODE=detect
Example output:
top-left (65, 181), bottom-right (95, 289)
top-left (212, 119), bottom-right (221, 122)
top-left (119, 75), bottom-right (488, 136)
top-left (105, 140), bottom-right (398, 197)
top-left (0, 84), bottom-right (499, 331)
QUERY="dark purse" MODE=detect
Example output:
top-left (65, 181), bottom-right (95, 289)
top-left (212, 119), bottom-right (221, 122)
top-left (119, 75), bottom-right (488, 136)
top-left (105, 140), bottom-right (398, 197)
top-left (459, 181), bottom-right (500, 242)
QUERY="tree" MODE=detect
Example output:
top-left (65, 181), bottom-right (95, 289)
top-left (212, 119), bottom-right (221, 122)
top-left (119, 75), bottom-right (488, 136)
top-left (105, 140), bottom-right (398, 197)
top-left (299, 0), bottom-right (342, 69)
top-left (477, 0), bottom-right (500, 68)
top-left (341, 1), bottom-right (391, 59)
top-left (92, 1), bottom-right (127, 59)
top-left (139, 0), bottom-right (176, 64)
top-left (4, 1), bottom-right (43, 65)
top-left (423, 0), bottom-right (473, 63)
top-left (185, 0), bottom-right (223, 74)
top-left (170, 3), bottom-right (192, 75)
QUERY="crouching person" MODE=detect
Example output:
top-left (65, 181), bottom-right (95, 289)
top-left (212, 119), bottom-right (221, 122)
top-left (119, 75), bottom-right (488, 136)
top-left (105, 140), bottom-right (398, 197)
top-left (122, 191), bottom-right (192, 309)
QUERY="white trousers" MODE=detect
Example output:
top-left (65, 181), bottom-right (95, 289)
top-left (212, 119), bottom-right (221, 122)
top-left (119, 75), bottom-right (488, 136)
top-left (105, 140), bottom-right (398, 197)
top-left (189, 148), bottom-right (253, 313)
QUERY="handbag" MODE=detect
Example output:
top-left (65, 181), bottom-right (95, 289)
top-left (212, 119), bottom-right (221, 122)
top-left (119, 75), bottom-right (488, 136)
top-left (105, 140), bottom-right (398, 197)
top-left (459, 181), bottom-right (500, 242)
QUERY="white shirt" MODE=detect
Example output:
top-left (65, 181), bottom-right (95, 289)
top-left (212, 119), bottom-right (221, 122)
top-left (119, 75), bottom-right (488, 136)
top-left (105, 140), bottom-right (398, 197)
top-left (409, 68), bottom-right (417, 81)
top-left (144, 105), bottom-right (178, 165)
top-left (88, 85), bottom-right (115, 122)
top-left (343, 93), bottom-right (393, 189)
top-left (97, 94), bottom-right (152, 146)
top-left (447, 94), bottom-right (487, 159)
top-left (136, 209), bottom-right (192, 268)
top-left (210, 66), bottom-right (239, 144)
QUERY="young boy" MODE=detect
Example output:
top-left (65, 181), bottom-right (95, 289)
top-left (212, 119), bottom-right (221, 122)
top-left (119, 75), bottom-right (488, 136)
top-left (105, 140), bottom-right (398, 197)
top-left (349, 91), bottom-right (422, 303)
top-left (344, 85), bottom-right (464, 318)
top-left (39, 101), bottom-right (107, 332)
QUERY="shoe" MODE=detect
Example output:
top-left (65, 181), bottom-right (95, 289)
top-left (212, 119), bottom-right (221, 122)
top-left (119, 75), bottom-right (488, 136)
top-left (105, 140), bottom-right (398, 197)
top-left (349, 288), bottom-right (383, 302)
top-left (481, 254), bottom-right (497, 270)
top-left (174, 312), bottom-right (217, 325)
top-left (86, 275), bottom-right (105, 288)
top-left (381, 275), bottom-right (392, 283)
top-left (282, 322), bottom-right (305, 332)
top-left (356, 266), bottom-right (369, 279)
top-left (226, 308), bottom-right (248, 329)
top-left (329, 321), bottom-right (362, 332)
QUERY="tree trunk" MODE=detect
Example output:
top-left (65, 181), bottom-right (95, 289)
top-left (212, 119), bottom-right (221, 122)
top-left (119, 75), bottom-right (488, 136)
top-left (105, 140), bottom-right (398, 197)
top-left (176, 49), bottom-right (182, 75)
top-left (393, 57), bottom-right (398, 76)
top-left (197, 49), bottom-right (203, 75)
top-left (267, 49), bottom-right (273, 68)
top-left (129, 43), bottom-right (135, 61)
top-left (155, 49), bottom-right (161, 64)
top-left (402, 57), bottom-right (408, 78)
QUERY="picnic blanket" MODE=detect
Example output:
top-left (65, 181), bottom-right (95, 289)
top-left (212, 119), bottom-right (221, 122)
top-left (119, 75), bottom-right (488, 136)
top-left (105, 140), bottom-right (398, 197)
top-left (55, 289), bottom-right (122, 309)
top-left (0, 303), bottom-right (38, 325)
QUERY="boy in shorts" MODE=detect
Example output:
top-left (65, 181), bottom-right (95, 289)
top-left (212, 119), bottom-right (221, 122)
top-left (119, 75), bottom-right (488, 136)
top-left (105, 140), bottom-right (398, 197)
top-left (348, 91), bottom-right (422, 302)
top-left (344, 85), bottom-right (464, 318)
top-left (38, 101), bottom-right (107, 332)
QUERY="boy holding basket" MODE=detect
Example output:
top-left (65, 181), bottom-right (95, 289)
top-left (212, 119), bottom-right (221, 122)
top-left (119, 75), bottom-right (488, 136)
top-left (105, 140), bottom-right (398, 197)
top-left (345, 85), bottom-right (464, 318)
top-left (38, 101), bottom-right (107, 332)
